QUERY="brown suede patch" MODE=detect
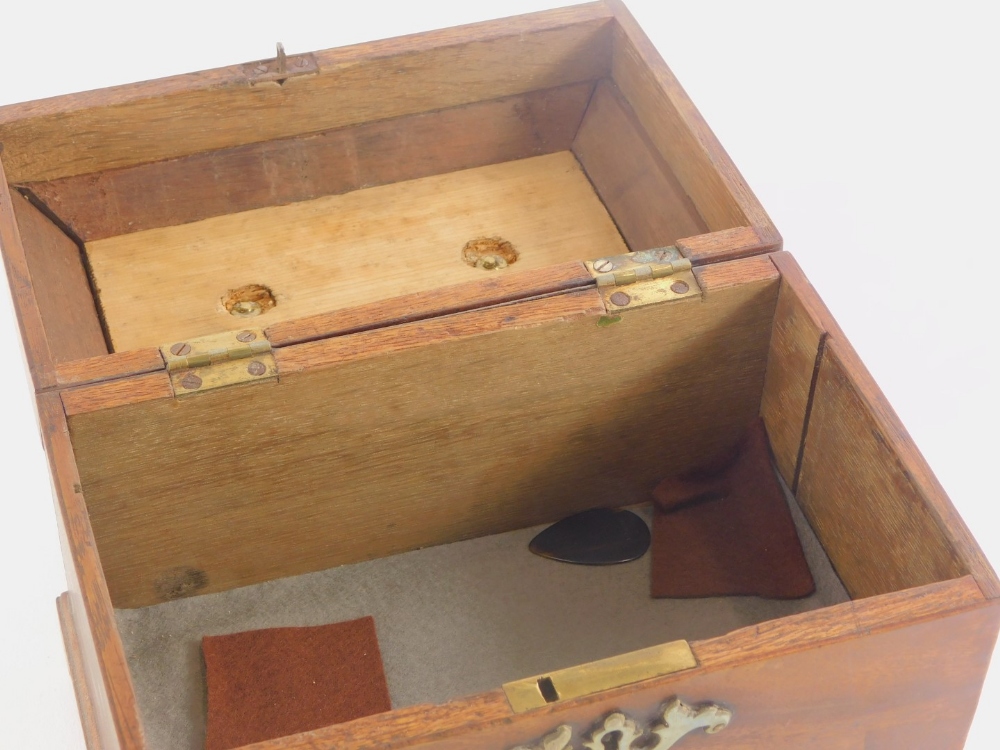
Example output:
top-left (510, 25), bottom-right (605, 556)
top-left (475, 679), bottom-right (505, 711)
top-left (202, 617), bottom-right (391, 750)
top-left (651, 419), bottom-right (815, 599)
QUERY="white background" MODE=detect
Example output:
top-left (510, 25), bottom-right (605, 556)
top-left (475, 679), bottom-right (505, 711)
top-left (0, 1), bottom-right (996, 747)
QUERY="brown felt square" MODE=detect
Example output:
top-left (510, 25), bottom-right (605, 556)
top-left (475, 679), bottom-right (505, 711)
top-left (202, 617), bottom-right (391, 750)
top-left (651, 419), bottom-right (815, 599)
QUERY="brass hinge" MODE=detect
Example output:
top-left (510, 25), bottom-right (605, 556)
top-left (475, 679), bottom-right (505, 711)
top-left (160, 329), bottom-right (278, 397)
top-left (586, 247), bottom-right (701, 311)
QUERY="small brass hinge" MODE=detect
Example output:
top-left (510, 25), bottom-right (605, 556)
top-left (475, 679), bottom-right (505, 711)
top-left (586, 247), bottom-right (701, 311)
top-left (160, 329), bottom-right (278, 397)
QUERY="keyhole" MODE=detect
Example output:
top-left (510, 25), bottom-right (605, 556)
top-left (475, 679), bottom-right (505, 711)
top-left (537, 676), bottom-right (559, 703)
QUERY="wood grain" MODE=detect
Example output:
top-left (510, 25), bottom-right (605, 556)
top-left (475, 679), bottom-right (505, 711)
top-left (267, 261), bottom-right (593, 347)
top-left (54, 348), bottom-right (165, 389)
top-left (1, 158), bottom-right (57, 389)
top-left (771, 251), bottom-right (1000, 600)
top-left (572, 80), bottom-right (706, 250)
top-left (24, 83), bottom-right (595, 243)
top-left (57, 593), bottom-right (102, 750)
top-left (38, 393), bottom-right (144, 749)
top-left (67, 257), bottom-right (779, 608)
top-left (760, 265), bottom-right (826, 488)
top-left (605, 0), bottom-right (779, 245)
top-left (85, 152), bottom-right (629, 353)
top-left (8, 191), bottom-right (107, 363)
top-left (0, 5), bottom-right (613, 183)
top-left (677, 225), bottom-right (778, 265)
top-left (243, 577), bottom-right (998, 750)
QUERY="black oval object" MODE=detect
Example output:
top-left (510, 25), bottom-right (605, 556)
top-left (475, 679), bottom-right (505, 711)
top-left (529, 508), bottom-right (650, 565)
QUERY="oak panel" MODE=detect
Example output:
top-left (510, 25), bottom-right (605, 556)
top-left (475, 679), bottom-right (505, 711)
top-left (572, 79), bottom-right (706, 250)
top-left (0, 5), bottom-right (613, 183)
top-left (68, 258), bottom-right (779, 608)
top-left (25, 83), bottom-right (595, 242)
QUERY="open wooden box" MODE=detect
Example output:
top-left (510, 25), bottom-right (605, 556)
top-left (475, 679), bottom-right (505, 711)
top-left (1, 2), bottom-right (997, 749)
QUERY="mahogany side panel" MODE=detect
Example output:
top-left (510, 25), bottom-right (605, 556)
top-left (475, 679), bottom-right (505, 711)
top-left (65, 257), bottom-right (778, 608)
top-left (39, 393), bottom-right (145, 749)
top-left (243, 577), bottom-right (999, 750)
top-left (771, 251), bottom-right (1000, 601)
top-left (9, 191), bottom-right (107, 362)
top-left (605, 0), bottom-right (778, 244)
top-left (0, 5), bottom-right (613, 183)
top-left (1, 157), bottom-right (57, 389)
top-left (24, 83), bottom-right (596, 242)
top-left (572, 79), bottom-right (706, 250)
top-left (57, 592), bottom-right (103, 750)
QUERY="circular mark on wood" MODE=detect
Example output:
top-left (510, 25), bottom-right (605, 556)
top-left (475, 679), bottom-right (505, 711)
top-left (154, 567), bottom-right (208, 601)
top-left (223, 284), bottom-right (276, 317)
top-left (609, 291), bottom-right (631, 307)
top-left (461, 237), bottom-right (519, 271)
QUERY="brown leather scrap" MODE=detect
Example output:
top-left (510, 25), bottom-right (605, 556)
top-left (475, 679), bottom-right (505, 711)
top-left (651, 419), bottom-right (815, 599)
top-left (203, 616), bottom-right (391, 750)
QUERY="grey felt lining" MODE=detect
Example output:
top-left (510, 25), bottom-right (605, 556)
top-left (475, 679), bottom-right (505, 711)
top-left (115, 476), bottom-right (849, 750)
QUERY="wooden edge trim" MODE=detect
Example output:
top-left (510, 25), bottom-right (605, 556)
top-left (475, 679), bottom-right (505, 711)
top-left (677, 225), bottom-right (778, 266)
top-left (603, 0), bottom-right (780, 245)
top-left (266, 261), bottom-right (594, 347)
top-left (275, 287), bottom-right (606, 375)
top-left (52, 348), bottom-right (165, 390)
top-left (692, 575), bottom-right (987, 669)
top-left (0, 4), bottom-right (612, 124)
top-left (0, 155), bottom-right (57, 389)
top-left (244, 576), bottom-right (989, 750)
top-left (770, 251), bottom-right (1000, 600)
top-left (39, 394), bottom-right (145, 748)
top-left (693, 252), bottom-right (779, 295)
top-left (57, 592), bottom-right (102, 750)
top-left (62, 371), bottom-right (173, 417)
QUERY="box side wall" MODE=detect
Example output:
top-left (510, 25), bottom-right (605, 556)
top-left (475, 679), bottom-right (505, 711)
top-left (0, 4), bottom-right (614, 184)
top-left (234, 577), bottom-right (1000, 750)
top-left (605, 0), bottom-right (780, 255)
top-left (762, 252), bottom-right (1000, 601)
top-left (39, 393), bottom-right (145, 749)
top-left (63, 256), bottom-right (779, 609)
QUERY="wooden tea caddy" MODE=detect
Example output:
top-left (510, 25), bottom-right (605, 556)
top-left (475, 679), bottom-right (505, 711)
top-left (1, 2), bottom-right (996, 749)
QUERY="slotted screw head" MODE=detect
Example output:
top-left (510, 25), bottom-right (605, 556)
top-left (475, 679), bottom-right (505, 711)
top-left (247, 361), bottom-right (267, 377)
top-left (170, 342), bottom-right (192, 356)
top-left (236, 330), bottom-right (257, 343)
top-left (609, 291), bottom-right (631, 307)
top-left (179, 372), bottom-right (202, 390)
top-left (593, 258), bottom-right (614, 273)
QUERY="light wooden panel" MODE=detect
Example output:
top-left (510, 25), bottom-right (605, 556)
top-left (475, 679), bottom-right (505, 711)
top-left (67, 257), bottom-right (779, 608)
top-left (9, 192), bottom-right (107, 364)
top-left (760, 271), bottom-right (826, 488)
top-left (56, 593), bottom-right (102, 750)
top-left (605, 0), bottom-right (778, 244)
top-left (38, 394), bottom-right (144, 749)
top-left (85, 152), bottom-right (629, 352)
top-left (572, 80), bottom-right (706, 250)
top-left (0, 5), bottom-right (612, 183)
top-left (771, 251), bottom-right (1000, 601)
top-left (24, 83), bottom-right (595, 243)
top-left (250, 578), bottom-right (997, 750)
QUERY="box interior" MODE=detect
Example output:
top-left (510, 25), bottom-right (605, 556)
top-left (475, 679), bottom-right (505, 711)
top-left (1, 14), bottom-right (980, 749)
